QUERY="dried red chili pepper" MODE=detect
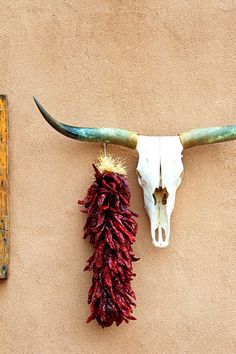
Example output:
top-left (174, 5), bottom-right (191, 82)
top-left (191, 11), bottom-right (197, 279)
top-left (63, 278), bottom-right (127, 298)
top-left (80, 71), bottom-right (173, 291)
top-left (78, 164), bottom-right (139, 328)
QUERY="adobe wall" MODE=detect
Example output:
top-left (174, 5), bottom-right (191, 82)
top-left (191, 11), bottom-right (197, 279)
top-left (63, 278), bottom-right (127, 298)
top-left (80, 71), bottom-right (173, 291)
top-left (0, 1), bottom-right (235, 353)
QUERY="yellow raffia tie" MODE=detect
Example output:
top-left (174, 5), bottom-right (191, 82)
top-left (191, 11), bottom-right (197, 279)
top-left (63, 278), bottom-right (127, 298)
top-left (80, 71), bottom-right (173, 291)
top-left (96, 153), bottom-right (127, 175)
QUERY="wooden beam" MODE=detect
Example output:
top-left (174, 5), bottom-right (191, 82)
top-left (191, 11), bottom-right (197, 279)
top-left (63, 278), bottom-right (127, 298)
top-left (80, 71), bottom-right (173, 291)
top-left (0, 95), bottom-right (9, 279)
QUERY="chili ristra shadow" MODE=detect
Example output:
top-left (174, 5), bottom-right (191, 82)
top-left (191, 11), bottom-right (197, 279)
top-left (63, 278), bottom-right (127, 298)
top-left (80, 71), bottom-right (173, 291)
top-left (78, 157), bottom-right (139, 328)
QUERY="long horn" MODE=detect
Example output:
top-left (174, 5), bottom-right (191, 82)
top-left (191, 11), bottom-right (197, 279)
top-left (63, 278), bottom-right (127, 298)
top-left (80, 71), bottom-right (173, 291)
top-left (179, 125), bottom-right (236, 149)
top-left (33, 97), bottom-right (138, 149)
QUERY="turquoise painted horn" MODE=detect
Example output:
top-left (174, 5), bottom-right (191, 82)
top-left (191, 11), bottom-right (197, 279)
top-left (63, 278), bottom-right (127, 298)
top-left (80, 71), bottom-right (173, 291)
top-left (180, 125), bottom-right (236, 149)
top-left (34, 98), bottom-right (236, 150)
top-left (33, 97), bottom-right (138, 149)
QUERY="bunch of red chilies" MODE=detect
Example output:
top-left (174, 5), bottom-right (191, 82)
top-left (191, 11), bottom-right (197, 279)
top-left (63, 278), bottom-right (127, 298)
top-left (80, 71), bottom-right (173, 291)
top-left (78, 165), bottom-right (139, 328)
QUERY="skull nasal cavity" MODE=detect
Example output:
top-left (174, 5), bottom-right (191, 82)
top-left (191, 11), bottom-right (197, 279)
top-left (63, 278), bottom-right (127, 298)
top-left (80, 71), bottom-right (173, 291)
top-left (153, 187), bottom-right (169, 206)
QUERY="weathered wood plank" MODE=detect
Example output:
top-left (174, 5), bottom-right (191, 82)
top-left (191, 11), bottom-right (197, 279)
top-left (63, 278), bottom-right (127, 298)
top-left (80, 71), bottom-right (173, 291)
top-left (0, 95), bottom-right (9, 279)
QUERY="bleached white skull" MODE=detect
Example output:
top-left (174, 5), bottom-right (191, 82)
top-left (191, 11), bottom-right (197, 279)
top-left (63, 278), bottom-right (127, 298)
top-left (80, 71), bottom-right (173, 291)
top-left (136, 136), bottom-right (183, 247)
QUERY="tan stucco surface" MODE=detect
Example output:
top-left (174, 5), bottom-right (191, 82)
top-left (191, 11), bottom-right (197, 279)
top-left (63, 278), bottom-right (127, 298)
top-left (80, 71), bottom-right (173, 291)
top-left (0, 1), bottom-right (236, 353)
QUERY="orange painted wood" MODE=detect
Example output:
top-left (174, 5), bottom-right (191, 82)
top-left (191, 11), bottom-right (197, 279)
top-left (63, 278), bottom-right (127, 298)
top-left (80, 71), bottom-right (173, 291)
top-left (0, 95), bottom-right (9, 279)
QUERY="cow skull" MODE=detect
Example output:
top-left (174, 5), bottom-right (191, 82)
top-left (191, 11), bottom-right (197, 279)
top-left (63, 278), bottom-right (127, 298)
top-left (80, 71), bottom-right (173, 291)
top-left (33, 97), bottom-right (236, 248)
top-left (136, 136), bottom-right (183, 247)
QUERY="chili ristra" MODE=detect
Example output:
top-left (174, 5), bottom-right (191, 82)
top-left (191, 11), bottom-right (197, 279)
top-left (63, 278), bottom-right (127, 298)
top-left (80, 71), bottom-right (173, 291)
top-left (79, 165), bottom-right (139, 328)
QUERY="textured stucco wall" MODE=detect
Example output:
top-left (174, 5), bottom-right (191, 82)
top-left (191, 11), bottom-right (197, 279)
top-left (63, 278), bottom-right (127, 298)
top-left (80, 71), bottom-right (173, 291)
top-left (0, 1), bottom-right (235, 353)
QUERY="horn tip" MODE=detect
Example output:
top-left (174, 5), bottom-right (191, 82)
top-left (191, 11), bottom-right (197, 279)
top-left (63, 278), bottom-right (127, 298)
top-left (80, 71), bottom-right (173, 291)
top-left (33, 97), bottom-right (47, 118)
top-left (33, 96), bottom-right (40, 107)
